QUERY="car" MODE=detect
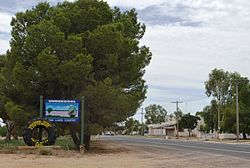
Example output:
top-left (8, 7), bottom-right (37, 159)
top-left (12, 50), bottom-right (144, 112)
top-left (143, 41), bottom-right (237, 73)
top-left (104, 131), bottom-right (115, 135)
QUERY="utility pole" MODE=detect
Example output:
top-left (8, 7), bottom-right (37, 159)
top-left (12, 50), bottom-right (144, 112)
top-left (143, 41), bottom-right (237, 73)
top-left (140, 108), bottom-right (144, 136)
top-left (215, 81), bottom-right (221, 135)
top-left (171, 101), bottom-right (183, 139)
top-left (232, 78), bottom-right (247, 142)
top-left (236, 82), bottom-right (239, 142)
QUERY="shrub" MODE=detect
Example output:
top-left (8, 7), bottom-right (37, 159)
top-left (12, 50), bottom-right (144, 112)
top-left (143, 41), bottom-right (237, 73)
top-left (0, 126), bottom-right (7, 137)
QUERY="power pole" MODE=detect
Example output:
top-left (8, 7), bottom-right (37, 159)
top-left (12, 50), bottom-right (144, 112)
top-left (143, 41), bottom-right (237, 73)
top-left (215, 81), bottom-right (221, 135)
top-left (236, 82), bottom-right (239, 142)
top-left (140, 108), bottom-right (144, 136)
top-left (171, 101), bottom-right (183, 139)
top-left (131, 117), bottom-right (134, 136)
top-left (232, 78), bottom-right (247, 142)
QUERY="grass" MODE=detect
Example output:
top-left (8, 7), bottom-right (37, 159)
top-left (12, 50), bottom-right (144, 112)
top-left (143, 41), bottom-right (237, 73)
top-left (0, 136), bottom-right (77, 155)
top-left (0, 139), bottom-right (25, 148)
top-left (54, 136), bottom-right (77, 150)
top-left (0, 139), bottom-right (25, 154)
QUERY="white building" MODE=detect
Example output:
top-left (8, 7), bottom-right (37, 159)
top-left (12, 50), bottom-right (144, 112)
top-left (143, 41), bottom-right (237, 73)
top-left (147, 115), bottom-right (204, 138)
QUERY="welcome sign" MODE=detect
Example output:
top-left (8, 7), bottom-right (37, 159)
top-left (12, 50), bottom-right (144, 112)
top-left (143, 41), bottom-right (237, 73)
top-left (45, 99), bottom-right (80, 122)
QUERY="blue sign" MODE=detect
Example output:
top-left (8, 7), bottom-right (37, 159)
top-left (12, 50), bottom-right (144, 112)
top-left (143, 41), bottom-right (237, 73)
top-left (45, 99), bottom-right (80, 122)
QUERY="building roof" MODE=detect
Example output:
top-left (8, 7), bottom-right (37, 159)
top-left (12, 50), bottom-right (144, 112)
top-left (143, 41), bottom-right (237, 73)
top-left (148, 121), bottom-right (176, 129)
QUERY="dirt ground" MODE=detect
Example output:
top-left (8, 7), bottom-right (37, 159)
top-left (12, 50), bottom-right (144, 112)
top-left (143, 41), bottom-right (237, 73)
top-left (0, 141), bottom-right (250, 168)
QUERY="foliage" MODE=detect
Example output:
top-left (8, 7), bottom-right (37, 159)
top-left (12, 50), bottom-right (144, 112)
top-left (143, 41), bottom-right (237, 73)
top-left (0, 0), bottom-right (151, 147)
top-left (197, 100), bottom-right (218, 133)
top-left (204, 68), bottom-right (250, 137)
top-left (125, 118), bottom-right (140, 135)
top-left (55, 136), bottom-right (77, 150)
top-left (144, 104), bottom-right (167, 125)
top-left (179, 113), bottom-right (200, 136)
top-left (221, 84), bottom-right (250, 135)
top-left (0, 126), bottom-right (7, 137)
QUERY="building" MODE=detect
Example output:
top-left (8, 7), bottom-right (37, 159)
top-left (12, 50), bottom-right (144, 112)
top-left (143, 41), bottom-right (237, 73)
top-left (147, 115), bottom-right (204, 138)
top-left (148, 115), bottom-right (177, 137)
top-left (148, 120), bottom-right (177, 137)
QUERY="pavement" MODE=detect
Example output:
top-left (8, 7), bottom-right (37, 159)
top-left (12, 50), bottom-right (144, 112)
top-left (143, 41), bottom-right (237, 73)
top-left (101, 135), bottom-right (250, 159)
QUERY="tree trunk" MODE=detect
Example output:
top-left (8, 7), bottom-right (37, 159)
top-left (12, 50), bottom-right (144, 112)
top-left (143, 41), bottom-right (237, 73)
top-left (69, 124), bottom-right (80, 150)
top-left (12, 124), bottom-right (18, 140)
top-left (5, 120), bottom-right (15, 141)
top-left (69, 125), bottom-right (91, 150)
top-left (243, 133), bottom-right (247, 139)
top-left (84, 134), bottom-right (90, 150)
top-left (188, 129), bottom-right (191, 137)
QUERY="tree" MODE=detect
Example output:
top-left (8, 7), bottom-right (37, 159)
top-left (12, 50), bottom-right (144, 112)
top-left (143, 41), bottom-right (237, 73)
top-left (179, 113), bottom-right (200, 137)
top-left (221, 83), bottom-right (250, 139)
top-left (144, 104), bottom-right (167, 125)
top-left (197, 100), bottom-right (218, 133)
top-left (0, 0), bottom-right (151, 148)
top-left (205, 68), bottom-right (248, 133)
top-left (125, 118), bottom-right (140, 135)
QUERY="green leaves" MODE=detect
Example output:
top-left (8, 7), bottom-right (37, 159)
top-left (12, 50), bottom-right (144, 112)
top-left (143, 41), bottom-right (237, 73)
top-left (1, 0), bottom-right (151, 134)
top-left (179, 113), bottom-right (200, 136)
top-left (204, 68), bottom-right (250, 134)
top-left (144, 104), bottom-right (167, 125)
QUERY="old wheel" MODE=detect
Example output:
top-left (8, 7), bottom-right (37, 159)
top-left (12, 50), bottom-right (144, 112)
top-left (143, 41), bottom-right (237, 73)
top-left (23, 119), bottom-right (56, 146)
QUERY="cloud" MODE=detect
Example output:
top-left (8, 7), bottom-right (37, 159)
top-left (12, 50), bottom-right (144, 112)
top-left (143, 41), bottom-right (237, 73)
top-left (0, 0), bottom-right (64, 14)
top-left (105, 0), bottom-right (166, 10)
top-left (0, 39), bottom-right (9, 54)
top-left (142, 86), bottom-right (210, 115)
top-left (0, 13), bottom-right (12, 33)
top-left (1, 0), bottom-right (250, 115)
top-left (137, 0), bottom-right (250, 114)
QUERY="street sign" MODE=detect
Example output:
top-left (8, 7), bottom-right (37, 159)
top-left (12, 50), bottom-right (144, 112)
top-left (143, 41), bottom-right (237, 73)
top-left (45, 99), bottom-right (80, 122)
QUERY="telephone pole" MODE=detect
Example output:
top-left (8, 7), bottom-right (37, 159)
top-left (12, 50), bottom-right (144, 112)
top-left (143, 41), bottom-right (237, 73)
top-left (236, 82), bottom-right (239, 142)
top-left (140, 108), bottom-right (144, 136)
top-left (171, 101), bottom-right (183, 139)
top-left (231, 79), bottom-right (247, 142)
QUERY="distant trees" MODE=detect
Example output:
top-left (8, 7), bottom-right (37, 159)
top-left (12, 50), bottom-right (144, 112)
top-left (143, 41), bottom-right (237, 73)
top-left (196, 100), bottom-right (218, 133)
top-left (125, 118), bottom-right (140, 135)
top-left (144, 104), bottom-right (167, 125)
top-left (202, 68), bottom-right (250, 138)
top-left (179, 113), bottom-right (200, 137)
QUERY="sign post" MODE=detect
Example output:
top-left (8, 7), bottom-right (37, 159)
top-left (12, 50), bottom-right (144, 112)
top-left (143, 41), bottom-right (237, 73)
top-left (40, 95), bottom-right (43, 118)
top-left (80, 96), bottom-right (85, 151)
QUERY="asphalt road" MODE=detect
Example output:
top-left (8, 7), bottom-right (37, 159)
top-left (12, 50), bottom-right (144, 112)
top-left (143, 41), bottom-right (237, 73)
top-left (101, 135), bottom-right (250, 159)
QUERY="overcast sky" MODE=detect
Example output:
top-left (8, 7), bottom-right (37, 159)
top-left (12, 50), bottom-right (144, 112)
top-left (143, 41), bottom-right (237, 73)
top-left (1, 0), bottom-right (250, 118)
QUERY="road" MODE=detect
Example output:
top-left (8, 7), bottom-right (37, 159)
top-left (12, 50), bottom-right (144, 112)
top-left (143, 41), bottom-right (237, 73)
top-left (101, 135), bottom-right (250, 159)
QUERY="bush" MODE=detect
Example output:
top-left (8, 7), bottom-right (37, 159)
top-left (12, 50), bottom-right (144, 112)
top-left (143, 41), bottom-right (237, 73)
top-left (0, 126), bottom-right (7, 137)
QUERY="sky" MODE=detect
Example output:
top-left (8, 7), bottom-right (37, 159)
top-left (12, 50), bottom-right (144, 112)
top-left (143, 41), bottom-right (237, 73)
top-left (1, 0), bottom-right (250, 119)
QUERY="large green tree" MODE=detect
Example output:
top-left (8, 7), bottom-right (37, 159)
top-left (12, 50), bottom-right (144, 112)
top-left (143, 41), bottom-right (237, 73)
top-left (222, 84), bottom-right (250, 138)
top-left (0, 0), bottom-right (151, 148)
top-left (179, 113), bottom-right (200, 137)
top-left (205, 68), bottom-right (248, 132)
top-left (144, 104), bottom-right (167, 125)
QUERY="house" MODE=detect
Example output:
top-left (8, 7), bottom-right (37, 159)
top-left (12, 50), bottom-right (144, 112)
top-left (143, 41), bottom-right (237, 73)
top-left (148, 115), bottom-right (177, 137)
top-left (147, 115), bottom-right (205, 138)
